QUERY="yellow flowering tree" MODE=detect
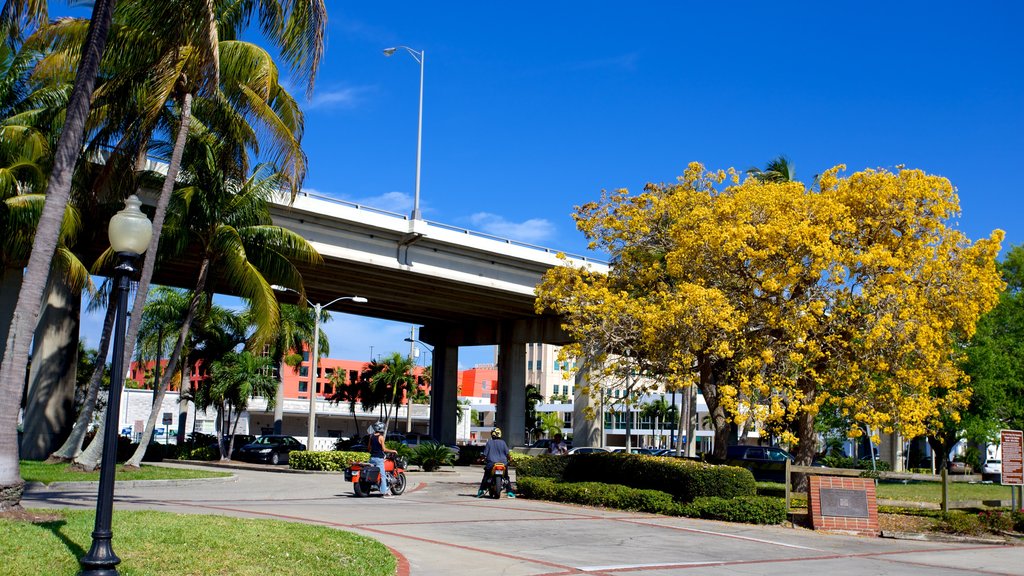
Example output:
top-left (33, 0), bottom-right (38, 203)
top-left (537, 162), bottom-right (1004, 464)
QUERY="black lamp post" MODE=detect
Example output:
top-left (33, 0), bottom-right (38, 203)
top-left (79, 195), bottom-right (152, 576)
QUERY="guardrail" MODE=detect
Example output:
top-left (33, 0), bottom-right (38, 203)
top-left (290, 189), bottom-right (609, 265)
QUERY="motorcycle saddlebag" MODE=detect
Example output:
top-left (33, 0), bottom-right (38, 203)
top-left (358, 465), bottom-right (381, 484)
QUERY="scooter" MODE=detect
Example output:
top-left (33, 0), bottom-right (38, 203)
top-left (345, 453), bottom-right (407, 497)
top-left (487, 462), bottom-right (511, 499)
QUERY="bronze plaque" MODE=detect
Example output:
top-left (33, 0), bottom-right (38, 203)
top-left (820, 488), bottom-right (869, 518)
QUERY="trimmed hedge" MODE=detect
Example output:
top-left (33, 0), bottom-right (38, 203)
top-left (560, 453), bottom-right (756, 503)
top-left (512, 453), bottom-right (568, 478)
top-left (517, 477), bottom-right (785, 524)
top-left (684, 496), bottom-right (787, 524)
top-left (288, 450), bottom-right (368, 471)
top-left (177, 446), bottom-right (220, 461)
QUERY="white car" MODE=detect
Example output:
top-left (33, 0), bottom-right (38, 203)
top-left (982, 459), bottom-right (1001, 481)
top-left (566, 447), bottom-right (610, 455)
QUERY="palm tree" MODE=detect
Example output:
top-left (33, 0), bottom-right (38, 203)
top-left (0, 0), bottom-right (326, 509)
top-left (124, 141), bottom-right (320, 467)
top-left (209, 349), bottom-right (276, 459)
top-left (641, 398), bottom-right (671, 448)
top-left (370, 352), bottom-right (417, 431)
top-left (747, 154), bottom-right (795, 183)
top-left (539, 411), bottom-right (563, 437)
top-left (268, 303), bottom-right (327, 434)
top-left (0, 0), bottom-right (121, 510)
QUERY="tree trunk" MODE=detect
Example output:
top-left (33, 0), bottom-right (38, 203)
top-left (685, 386), bottom-right (698, 457)
top-left (48, 297), bottom-right (117, 462)
top-left (696, 356), bottom-right (730, 460)
top-left (792, 385), bottom-right (818, 491)
top-left (124, 255), bottom-right (209, 467)
top-left (0, 0), bottom-right (117, 512)
top-left (177, 362), bottom-right (192, 445)
top-left (73, 404), bottom-right (107, 472)
top-left (21, 270), bottom-right (81, 459)
top-left (273, 363), bottom-right (285, 434)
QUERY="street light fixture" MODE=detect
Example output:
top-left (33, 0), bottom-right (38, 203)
top-left (383, 45), bottom-right (425, 221)
top-left (271, 286), bottom-right (367, 449)
top-left (80, 195), bottom-right (153, 576)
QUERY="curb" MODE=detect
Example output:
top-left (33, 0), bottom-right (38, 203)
top-left (24, 474), bottom-right (238, 492)
top-left (881, 530), bottom-right (1017, 545)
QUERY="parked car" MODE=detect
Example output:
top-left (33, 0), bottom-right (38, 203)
top-left (566, 447), bottom-right (610, 455)
top-left (947, 460), bottom-right (972, 475)
top-left (981, 459), bottom-right (1001, 482)
top-left (235, 435), bottom-right (305, 465)
top-left (723, 445), bottom-right (793, 482)
top-left (529, 438), bottom-right (573, 451)
top-left (212, 434), bottom-right (256, 457)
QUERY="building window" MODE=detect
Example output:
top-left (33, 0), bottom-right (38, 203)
top-left (349, 370), bottom-right (358, 384)
top-left (323, 383), bottom-right (333, 395)
top-left (299, 366), bottom-right (308, 377)
top-left (563, 412), bottom-right (572, 427)
top-left (298, 381), bottom-right (308, 392)
top-left (315, 382), bottom-right (321, 393)
top-left (302, 351), bottom-right (309, 361)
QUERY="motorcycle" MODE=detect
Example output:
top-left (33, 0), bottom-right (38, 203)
top-left (345, 453), bottom-right (407, 497)
top-left (486, 462), bottom-right (510, 499)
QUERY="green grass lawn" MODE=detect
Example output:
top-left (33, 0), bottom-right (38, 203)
top-left (21, 460), bottom-right (231, 485)
top-left (1, 509), bottom-right (395, 576)
top-left (757, 480), bottom-right (1012, 504)
top-left (875, 480), bottom-right (1012, 503)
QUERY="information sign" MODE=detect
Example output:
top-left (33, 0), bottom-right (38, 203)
top-left (1001, 429), bottom-right (1023, 486)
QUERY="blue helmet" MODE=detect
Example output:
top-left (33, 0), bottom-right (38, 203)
top-left (372, 422), bottom-right (385, 433)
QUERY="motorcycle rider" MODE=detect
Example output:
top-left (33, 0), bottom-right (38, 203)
top-left (477, 427), bottom-right (515, 498)
top-left (368, 422), bottom-right (398, 498)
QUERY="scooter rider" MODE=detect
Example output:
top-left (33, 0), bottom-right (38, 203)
top-left (477, 427), bottom-right (515, 498)
top-left (368, 422), bottom-right (398, 498)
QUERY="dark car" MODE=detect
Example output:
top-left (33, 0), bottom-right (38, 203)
top-left (404, 433), bottom-right (460, 458)
top-left (723, 445), bottom-right (793, 482)
top-left (235, 435), bottom-right (305, 465)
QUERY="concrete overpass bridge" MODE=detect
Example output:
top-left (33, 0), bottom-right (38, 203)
top-left (145, 189), bottom-right (608, 447)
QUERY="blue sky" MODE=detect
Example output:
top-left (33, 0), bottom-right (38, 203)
top-left (77, 2), bottom-right (1023, 367)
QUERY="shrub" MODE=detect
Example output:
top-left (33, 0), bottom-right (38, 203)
top-left (386, 440), bottom-right (415, 463)
top-left (820, 455), bottom-right (891, 471)
top-left (1012, 510), bottom-right (1024, 533)
top-left (562, 453), bottom-right (756, 502)
top-left (514, 454), bottom-right (569, 479)
top-left (978, 509), bottom-right (1014, 533)
top-left (682, 496), bottom-right (787, 524)
top-left (935, 511), bottom-right (985, 536)
top-left (412, 442), bottom-right (455, 471)
top-left (177, 446), bottom-right (220, 461)
top-left (288, 450), bottom-right (367, 471)
top-left (517, 477), bottom-right (784, 524)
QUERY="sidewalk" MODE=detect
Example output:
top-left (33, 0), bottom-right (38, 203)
top-left (23, 464), bottom-right (1024, 576)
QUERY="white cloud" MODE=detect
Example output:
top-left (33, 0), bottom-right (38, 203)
top-left (306, 86), bottom-right (370, 110)
top-left (467, 213), bottom-right (556, 244)
top-left (353, 191), bottom-right (413, 213)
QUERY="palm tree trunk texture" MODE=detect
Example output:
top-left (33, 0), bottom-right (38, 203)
top-left (0, 268), bottom-right (22, 363)
top-left (0, 0), bottom-right (117, 511)
top-left (48, 296), bottom-right (117, 462)
top-left (177, 363), bottom-right (192, 445)
top-left (273, 369), bottom-right (284, 435)
top-left (20, 270), bottom-right (81, 460)
top-left (125, 256), bottom-right (208, 467)
top-left (73, 404), bottom-right (107, 472)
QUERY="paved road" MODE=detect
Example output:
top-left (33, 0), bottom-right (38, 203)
top-left (24, 464), bottom-right (1024, 576)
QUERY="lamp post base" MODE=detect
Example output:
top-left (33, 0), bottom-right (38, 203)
top-left (80, 531), bottom-right (121, 575)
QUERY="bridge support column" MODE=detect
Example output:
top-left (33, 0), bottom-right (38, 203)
top-left (21, 272), bottom-right (80, 460)
top-left (497, 340), bottom-right (526, 448)
top-left (429, 341), bottom-right (459, 445)
top-left (573, 355), bottom-right (601, 448)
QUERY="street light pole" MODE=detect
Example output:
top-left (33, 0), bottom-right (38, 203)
top-left (80, 195), bottom-right (152, 576)
top-left (384, 45), bottom-right (425, 221)
top-left (271, 286), bottom-right (367, 451)
top-left (403, 335), bottom-right (433, 436)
